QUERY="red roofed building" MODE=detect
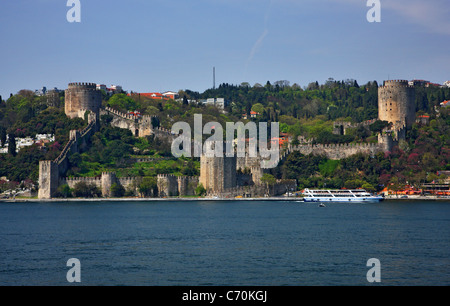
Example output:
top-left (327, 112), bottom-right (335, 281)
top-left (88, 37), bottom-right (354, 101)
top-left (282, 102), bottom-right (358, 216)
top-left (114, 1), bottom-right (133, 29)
top-left (140, 93), bottom-right (167, 100)
top-left (440, 100), bottom-right (450, 107)
top-left (128, 91), bottom-right (179, 101)
top-left (271, 133), bottom-right (290, 148)
top-left (242, 111), bottom-right (260, 120)
top-left (416, 115), bottom-right (430, 125)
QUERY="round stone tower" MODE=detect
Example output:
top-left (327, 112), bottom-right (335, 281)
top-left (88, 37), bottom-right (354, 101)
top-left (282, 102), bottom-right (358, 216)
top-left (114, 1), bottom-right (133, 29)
top-left (65, 82), bottom-right (102, 119)
top-left (378, 80), bottom-right (416, 129)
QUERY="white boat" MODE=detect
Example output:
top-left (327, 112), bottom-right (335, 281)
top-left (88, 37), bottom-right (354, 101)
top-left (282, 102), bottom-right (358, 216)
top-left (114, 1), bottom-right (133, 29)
top-left (302, 189), bottom-right (384, 203)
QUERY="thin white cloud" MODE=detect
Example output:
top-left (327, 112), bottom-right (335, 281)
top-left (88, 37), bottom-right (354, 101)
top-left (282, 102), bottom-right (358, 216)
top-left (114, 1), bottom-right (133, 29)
top-left (244, 0), bottom-right (274, 73)
top-left (247, 29), bottom-right (269, 64)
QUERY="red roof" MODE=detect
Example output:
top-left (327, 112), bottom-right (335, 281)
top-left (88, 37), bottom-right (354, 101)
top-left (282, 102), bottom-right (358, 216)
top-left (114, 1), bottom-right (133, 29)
top-left (132, 92), bottom-right (169, 100)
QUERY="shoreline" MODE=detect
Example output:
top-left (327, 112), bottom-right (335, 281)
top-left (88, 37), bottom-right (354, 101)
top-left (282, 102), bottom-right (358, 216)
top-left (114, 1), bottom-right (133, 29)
top-left (1, 197), bottom-right (303, 203)
top-left (1, 195), bottom-right (450, 203)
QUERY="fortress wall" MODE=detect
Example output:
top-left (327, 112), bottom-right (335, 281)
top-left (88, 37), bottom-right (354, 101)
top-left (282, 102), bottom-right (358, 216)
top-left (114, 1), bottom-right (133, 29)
top-left (217, 179), bottom-right (297, 198)
top-left (62, 177), bottom-right (102, 190)
top-left (38, 115), bottom-right (99, 199)
top-left (118, 177), bottom-right (137, 190)
top-left (101, 107), bottom-right (155, 137)
top-left (290, 143), bottom-right (384, 160)
top-left (157, 174), bottom-right (179, 197)
top-left (333, 119), bottom-right (377, 135)
top-left (177, 176), bottom-right (199, 196)
top-left (61, 174), bottom-right (138, 197)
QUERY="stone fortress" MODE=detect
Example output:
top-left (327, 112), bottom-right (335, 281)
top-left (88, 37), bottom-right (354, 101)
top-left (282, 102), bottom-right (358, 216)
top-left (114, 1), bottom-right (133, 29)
top-left (287, 80), bottom-right (415, 159)
top-left (38, 80), bottom-right (416, 199)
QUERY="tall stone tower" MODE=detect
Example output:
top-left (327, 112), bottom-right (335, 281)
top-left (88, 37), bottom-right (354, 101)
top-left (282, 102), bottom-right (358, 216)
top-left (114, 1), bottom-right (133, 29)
top-left (378, 80), bottom-right (416, 129)
top-left (65, 82), bottom-right (102, 119)
top-left (199, 141), bottom-right (237, 193)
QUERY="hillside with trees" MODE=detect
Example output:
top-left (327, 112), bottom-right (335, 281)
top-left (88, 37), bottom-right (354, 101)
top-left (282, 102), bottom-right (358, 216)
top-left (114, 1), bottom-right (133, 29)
top-left (1, 79), bottom-right (449, 195)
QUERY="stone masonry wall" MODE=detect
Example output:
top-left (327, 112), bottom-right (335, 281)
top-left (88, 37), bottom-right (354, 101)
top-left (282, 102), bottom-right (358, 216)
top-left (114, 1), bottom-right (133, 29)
top-left (65, 83), bottom-right (102, 119)
top-left (378, 80), bottom-right (416, 129)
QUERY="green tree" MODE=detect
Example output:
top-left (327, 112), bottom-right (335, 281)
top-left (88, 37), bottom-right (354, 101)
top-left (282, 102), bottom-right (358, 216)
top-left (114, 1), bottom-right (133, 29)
top-left (369, 120), bottom-right (390, 133)
top-left (0, 127), bottom-right (6, 147)
top-left (73, 182), bottom-right (101, 198)
top-left (107, 93), bottom-right (139, 112)
top-left (362, 183), bottom-right (376, 193)
top-left (111, 183), bottom-right (125, 197)
top-left (261, 173), bottom-right (276, 195)
top-left (195, 183), bottom-right (206, 196)
top-left (139, 176), bottom-right (157, 197)
top-left (8, 134), bottom-right (16, 156)
top-left (56, 184), bottom-right (73, 198)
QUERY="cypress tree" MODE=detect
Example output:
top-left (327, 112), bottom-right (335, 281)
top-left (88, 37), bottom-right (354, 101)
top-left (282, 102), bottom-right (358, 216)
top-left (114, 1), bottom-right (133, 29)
top-left (0, 127), bottom-right (6, 147)
top-left (8, 133), bottom-right (17, 156)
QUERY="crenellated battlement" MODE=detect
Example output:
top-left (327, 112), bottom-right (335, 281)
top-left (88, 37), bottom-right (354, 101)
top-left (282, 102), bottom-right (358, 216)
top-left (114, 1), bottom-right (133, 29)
top-left (157, 174), bottom-right (177, 178)
top-left (286, 141), bottom-right (384, 160)
top-left (65, 176), bottom-right (102, 182)
top-left (381, 80), bottom-right (413, 88)
top-left (68, 82), bottom-right (97, 89)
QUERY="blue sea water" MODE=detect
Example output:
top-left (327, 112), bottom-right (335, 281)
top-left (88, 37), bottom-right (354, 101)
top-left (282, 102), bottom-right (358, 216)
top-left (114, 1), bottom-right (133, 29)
top-left (0, 200), bottom-right (449, 286)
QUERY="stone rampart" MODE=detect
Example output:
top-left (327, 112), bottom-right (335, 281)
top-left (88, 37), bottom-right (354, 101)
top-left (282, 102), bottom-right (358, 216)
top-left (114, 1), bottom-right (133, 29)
top-left (216, 179), bottom-right (297, 198)
top-left (38, 116), bottom-right (99, 199)
top-left (101, 107), bottom-right (160, 138)
top-left (288, 142), bottom-right (384, 160)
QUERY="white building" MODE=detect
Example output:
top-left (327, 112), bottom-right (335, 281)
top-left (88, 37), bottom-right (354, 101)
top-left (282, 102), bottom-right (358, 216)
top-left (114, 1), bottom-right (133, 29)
top-left (444, 81), bottom-right (450, 88)
top-left (0, 134), bottom-right (55, 154)
top-left (96, 84), bottom-right (123, 95)
top-left (202, 98), bottom-right (226, 109)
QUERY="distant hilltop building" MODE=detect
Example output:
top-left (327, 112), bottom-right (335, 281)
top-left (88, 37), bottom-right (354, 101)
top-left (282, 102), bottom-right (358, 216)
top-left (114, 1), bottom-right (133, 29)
top-left (444, 81), bottom-right (450, 88)
top-left (200, 98), bottom-right (226, 109)
top-left (128, 91), bottom-right (179, 100)
top-left (65, 82), bottom-right (102, 119)
top-left (408, 79), bottom-right (429, 87)
top-left (96, 84), bottom-right (123, 95)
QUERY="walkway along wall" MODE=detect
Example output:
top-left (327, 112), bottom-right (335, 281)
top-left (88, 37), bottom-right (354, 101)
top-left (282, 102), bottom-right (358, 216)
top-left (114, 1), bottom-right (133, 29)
top-left (100, 107), bottom-right (176, 140)
top-left (287, 142), bottom-right (390, 160)
top-left (38, 113), bottom-right (99, 199)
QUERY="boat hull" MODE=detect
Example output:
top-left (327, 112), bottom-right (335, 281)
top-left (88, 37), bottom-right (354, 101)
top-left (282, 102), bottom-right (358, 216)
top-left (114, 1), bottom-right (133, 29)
top-left (303, 197), bottom-right (383, 203)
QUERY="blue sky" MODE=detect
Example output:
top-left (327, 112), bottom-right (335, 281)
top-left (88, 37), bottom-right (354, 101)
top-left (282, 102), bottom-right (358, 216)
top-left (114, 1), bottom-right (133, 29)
top-left (0, 0), bottom-right (449, 98)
